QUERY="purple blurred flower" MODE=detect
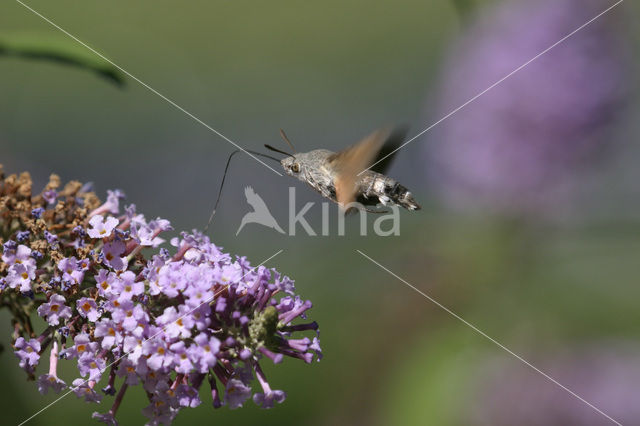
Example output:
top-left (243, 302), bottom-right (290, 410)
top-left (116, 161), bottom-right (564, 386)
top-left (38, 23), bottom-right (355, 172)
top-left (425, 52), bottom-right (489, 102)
top-left (468, 342), bottom-right (640, 425)
top-left (43, 230), bottom-right (58, 246)
top-left (16, 230), bottom-right (30, 242)
top-left (31, 207), bottom-right (45, 218)
top-left (427, 0), bottom-right (627, 214)
top-left (42, 189), bottom-right (57, 205)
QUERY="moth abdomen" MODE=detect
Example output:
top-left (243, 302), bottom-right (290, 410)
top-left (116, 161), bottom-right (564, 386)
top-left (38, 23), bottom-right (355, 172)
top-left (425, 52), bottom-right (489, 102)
top-left (359, 172), bottom-right (421, 211)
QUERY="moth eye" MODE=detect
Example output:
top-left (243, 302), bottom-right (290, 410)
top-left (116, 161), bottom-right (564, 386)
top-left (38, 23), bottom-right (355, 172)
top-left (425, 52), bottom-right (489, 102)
top-left (291, 163), bottom-right (300, 173)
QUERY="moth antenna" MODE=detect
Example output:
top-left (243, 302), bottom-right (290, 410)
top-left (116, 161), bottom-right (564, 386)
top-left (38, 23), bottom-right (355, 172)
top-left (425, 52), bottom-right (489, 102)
top-left (264, 144), bottom-right (293, 157)
top-left (279, 128), bottom-right (296, 153)
top-left (204, 149), bottom-right (281, 233)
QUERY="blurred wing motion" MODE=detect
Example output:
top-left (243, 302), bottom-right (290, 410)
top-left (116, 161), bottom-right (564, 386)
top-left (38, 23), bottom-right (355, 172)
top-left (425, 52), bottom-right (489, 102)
top-left (369, 126), bottom-right (407, 175)
top-left (329, 127), bottom-right (405, 207)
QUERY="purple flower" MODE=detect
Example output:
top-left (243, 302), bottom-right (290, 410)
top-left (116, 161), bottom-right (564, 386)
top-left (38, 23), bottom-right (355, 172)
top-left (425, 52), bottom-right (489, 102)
top-left (224, 379), bottom-right (252, 409)
top-left (122, 335), bottom-right (144, 364)
top-left (42, 189), bottom-right (57, 205)
top-left (157, 264), bottom-right (187, 298)
top-left (219, 263), bottom-right (242, 285)
top-left (106, 190), bottom-right (124, 211)
top-left (78, 355), bottom-right (106, 381)
top-left (95, 269), bottom-right (117, 296)
top-left (188, 333), bottom-right (220, 373)
top-left (253, 390), bottom-right (286, 409)
top-left (30, 250), bottom-right (43, 261)
top-left (16, 230), bottom-right (30, 242)
top-left (133, 218), bottom-right (171, 247)
top-left (38, 374), bottom-right (67, 395)
top-left (141, 394), bottom-right (178, 424)
top-left (183, 279), bottom-right (214, 308)
top-left (87, 215), bottom-right (119, 239)
top-left (112, 301), bottom-right (148, 332)
top-left (116, 359), bottom-right (140, 385)
top-left (94, 319), bottom-right (122, 349)
top-left (72, 225), bottom-right (87, 238)
top-left (274, 271), bottom-right (295, 295)
top-left (102, 240), bottom-right (125, 271)
top-left (92, 412), bottom-right (118, 426)
top-left (6, 262), bottom-right (35, 293)
top-left (89, 190), bottom-right (124, 217)
top-left (61, 333), bottom-right (98, 360)
top-left (72, 378), bottom-right (102, 403)
top-left (38, 341), bottom-right (66, 394)
top-left (309, 337), bottom-right (323, 361)
top-left (57, 256), bottom-right (84, 285)
top-left (169, 342), bottom-right (193, 374)
top-left (76, 297), bottom-right (100, 322)
top-left (114, 271), bottom-right (144, 302)
top-left (158, 306), bottom-right (194, 339)
top-left (14, 337), bottom-right (41, 370)
top-left (2, 178), bottom-right (321, 425)
top-left (37, 294), bottom-right (72, 326)
top-left (2, 243), bottom-right (31, 265)
top-left (144, 339), bottom-right (173, 371)
top-left (31, 207), bottom-right (45, 218)
top-left (176, 384), bottom-right (201, 408)
top-left (2, 238), bottom-right (17, 250)
top-left (43, 230), bottom-right (58, 246)
top-left (252, 363), bottom-right (286, 408)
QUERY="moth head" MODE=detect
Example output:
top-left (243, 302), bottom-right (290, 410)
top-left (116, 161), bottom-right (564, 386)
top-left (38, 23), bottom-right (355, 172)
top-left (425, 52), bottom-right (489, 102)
top-left (281, 156), bottom-right (302, 176)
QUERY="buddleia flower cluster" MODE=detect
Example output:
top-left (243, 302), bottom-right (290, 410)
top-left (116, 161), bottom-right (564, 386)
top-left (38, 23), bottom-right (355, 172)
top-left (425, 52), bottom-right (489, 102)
top-left (0, 167), bottom-right (321, 425)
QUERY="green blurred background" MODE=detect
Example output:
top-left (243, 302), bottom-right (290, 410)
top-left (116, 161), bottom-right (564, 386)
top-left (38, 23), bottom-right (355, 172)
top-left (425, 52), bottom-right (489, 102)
top-left (1, 0), bottom-right (639, 424)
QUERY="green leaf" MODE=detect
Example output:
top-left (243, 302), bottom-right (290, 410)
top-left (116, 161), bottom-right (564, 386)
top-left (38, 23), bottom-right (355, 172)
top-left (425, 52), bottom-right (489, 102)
top-left (0, 33), bottom-right (125, 86)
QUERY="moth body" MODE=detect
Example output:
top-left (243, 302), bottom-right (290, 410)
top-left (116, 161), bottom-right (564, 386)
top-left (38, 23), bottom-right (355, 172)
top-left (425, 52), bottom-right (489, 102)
top-left (281, 147), bottom-right (420, 211)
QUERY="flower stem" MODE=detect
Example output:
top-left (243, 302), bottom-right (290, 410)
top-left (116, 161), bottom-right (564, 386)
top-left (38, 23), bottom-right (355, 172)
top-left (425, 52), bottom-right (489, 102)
top-left (110, 382), bottom-right (128, 417)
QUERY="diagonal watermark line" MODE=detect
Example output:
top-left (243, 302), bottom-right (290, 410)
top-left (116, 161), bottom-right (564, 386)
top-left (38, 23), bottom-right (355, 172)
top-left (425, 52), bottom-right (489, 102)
top-left (359, 0), bottom-right (624, 175)
top-left (15, 0), bottom-right (283, 177)
top-left (356, 249), bottom-right (623, 426)
top-left (18, 249), bottom-right (284, 425)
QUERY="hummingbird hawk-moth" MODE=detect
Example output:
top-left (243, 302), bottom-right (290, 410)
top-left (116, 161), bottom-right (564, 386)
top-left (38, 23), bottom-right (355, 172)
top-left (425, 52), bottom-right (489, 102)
top-left (268, 127), bottom-right (421, 211)
top-left (204, 126), bottom-right (420, 231)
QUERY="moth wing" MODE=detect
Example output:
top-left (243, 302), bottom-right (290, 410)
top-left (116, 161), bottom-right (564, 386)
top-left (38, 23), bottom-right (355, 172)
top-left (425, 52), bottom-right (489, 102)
top-left (328, 127), bottom-right (392, 208)
top-left (370, 126), bottom-right (407, 175)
